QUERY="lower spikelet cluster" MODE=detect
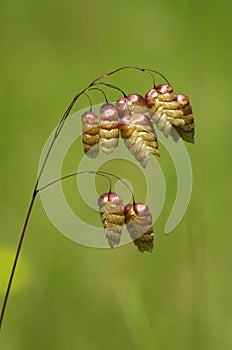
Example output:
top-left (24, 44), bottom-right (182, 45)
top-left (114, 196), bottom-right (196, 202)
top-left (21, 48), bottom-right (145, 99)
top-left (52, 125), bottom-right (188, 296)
top-left (145, 84), bottom-right (195, 143)
top-left (124, 203), bottom-right (154, 253)
top-left (118, 114), bottom-right (159, 168)
top-left (98, 192), bottom-right (125, 248)
top-left (98, 192), bottom-right (154, 252)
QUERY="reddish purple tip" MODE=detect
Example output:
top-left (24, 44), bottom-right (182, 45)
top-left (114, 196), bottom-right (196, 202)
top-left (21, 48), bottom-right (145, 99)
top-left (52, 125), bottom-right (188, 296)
top-left (177, 94), bottom-right (189, 104)
top-left (81, 111), bottom-right (98, 123)
top-left (118, 115), bottom-right (132, 130)
top-left (155, 84), bottom-right (173, 94)
top-left (124, 203), bottom-right (150, 216)
top-left (145, 89), bottom-right (158, 105)
top-left (98, 192), bottom-right (122, 206)
top-left (133, 203), bottom-right (150, 216)
top-left (100, 103), bottom-right (119, 121)
top-left (124, 204), bottom-right (133, 216)
top-left (126, 94), bottom-right (145, 105)
top-left (115, 98), bottom-right (128, 113)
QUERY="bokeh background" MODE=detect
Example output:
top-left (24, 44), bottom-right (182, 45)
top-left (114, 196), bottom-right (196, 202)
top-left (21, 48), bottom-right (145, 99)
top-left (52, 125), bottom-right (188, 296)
top-left (0, 0), bottom-right (231, 349)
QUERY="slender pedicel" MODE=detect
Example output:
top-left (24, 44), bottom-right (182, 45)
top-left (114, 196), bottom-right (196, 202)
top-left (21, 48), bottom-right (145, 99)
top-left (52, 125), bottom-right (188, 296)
top-left (88, 87), bottom-right (109, 103)
top-left (93, 81), bottom-right (127, 97)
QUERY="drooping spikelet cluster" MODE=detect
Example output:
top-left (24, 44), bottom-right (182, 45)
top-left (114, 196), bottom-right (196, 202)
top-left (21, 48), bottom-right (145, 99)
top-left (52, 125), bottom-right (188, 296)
top-left (99, 103), bottom-right (119, 154)
top-left (124, 203), bottom-right (154, 253)
top-left (81, 111), bottom-right (100, 158)
top-left (118, 113), bottom-right (159, 168)
top-left (98, 192), bottom-right (125, 248)
top-left (116, 93), bottom-right (160, 167)
top-left (81, 103), bottom-right (119, 158)
top-left (81, 85), bottom-right (194, 167)
top-left (98, 192), bottom-right (154, 252)
top-left (145, 84), bottom-right (194, 143)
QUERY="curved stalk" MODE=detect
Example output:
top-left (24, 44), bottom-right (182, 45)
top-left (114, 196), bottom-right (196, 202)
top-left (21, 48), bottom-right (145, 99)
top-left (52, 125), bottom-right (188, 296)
top-left (37, 170), bottom-right (135, 203)
top-left (0, 66), bottom-right (168, 330)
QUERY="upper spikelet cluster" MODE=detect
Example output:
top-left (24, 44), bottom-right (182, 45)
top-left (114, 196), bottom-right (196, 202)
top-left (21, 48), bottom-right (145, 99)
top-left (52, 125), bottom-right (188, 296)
top-left (81, 71), bottom-right (195, 167)
top-left (82, 103), bottom-right (119, 158)
top-left (145, 84), bottom-right (194, 143)
top-left (118, 114), bottom-right (159, 168)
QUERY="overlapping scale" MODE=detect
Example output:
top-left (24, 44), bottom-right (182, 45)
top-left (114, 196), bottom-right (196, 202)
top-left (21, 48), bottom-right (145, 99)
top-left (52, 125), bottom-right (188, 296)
top-left (98, 192), bottom-right (125, 248)
top-left (81, 111), bottom-right (100, 158)
top-left (124, 203), bottom-right (154, 253)
top-left (99, 103), bottom-right (119, 154)
top-left (174, 94), bottom-right (195, 143)
top-left (118, 113), bottom-right (159, 168)
top-left (145, 84), bottom-right (195, 143)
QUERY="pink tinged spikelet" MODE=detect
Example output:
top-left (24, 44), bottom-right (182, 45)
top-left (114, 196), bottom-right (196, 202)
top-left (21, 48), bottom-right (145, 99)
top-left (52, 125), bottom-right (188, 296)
top-left (98, 192), bottom-right (125, 248)
top-left (118, 113), bottom-right (159, 168)
top-left (145, 84), bottom-right (195, 143)
top-left (99, 103), bottom-right (119, 154)
top-left (145, 85), bottom-right (180, 141)
top-left (81, 111), bottom-right (100, 158)
top-left (174, 94), bottom-right (195, 143)
top-left (124, 203), bottom-right (154, 253)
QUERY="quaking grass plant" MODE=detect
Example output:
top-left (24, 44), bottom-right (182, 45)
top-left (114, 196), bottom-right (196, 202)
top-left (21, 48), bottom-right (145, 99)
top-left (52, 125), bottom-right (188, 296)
top-left (0, 66), bottom-right (195, 330)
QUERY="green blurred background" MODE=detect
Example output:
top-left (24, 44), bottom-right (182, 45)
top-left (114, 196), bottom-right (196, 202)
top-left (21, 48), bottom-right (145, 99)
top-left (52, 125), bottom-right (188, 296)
top-left (0, 0), bottom-right (231, 349)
